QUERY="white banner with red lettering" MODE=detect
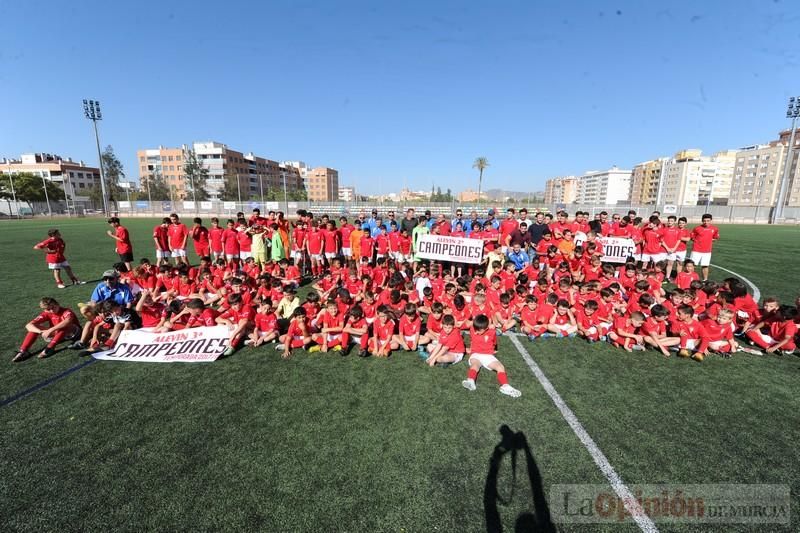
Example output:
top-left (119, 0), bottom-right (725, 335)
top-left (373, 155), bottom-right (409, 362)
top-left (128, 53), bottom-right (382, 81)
top-left (596, 236), bottom-right (637, 263)
top-left (92, 326), bottom-right (230, 363)
top-left (415, 234), bottom-right (484, 264)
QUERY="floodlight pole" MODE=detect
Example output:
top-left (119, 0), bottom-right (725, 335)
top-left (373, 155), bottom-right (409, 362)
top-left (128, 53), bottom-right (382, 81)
top-left (83, 99), bottom-right (109, 216)
top-left (772, 96), bottom-right (799, 224)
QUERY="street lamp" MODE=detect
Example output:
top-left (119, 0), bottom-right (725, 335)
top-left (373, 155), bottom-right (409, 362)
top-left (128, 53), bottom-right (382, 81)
top-left (83, 99), bottom-right (109, 216)
top-left (772, 96), bottom-right (800, 224)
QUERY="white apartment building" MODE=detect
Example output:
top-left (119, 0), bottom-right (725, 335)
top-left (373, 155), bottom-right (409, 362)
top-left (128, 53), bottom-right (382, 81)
top-left (574, 166), bottom-right (632, 205)
top-left (661, 149), bottom-right (737, 206)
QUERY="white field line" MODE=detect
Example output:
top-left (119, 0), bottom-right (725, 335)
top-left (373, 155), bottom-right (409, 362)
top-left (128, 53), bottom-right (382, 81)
top-left (507, 334), bottom-right (660, 533)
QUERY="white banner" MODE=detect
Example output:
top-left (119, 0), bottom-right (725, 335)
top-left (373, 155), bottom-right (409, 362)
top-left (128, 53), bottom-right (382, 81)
top-left (183, 201), bottom-right (195, 209)
top-left (663, 204), bottom-right (678, 214)
top-left (200, 201), bottom-right (213, 210)
top-left (223, 201), bottom-right (237, 210)
top-left (118, 201), bottom-right (131, 208)
top-left (597, 236), bottom-right (637, 263)
top-left (415, 234), bottom-right (484, 264)
top-left (574, 231), bottom-right (588, 247)
top-left (92, 326), bottom-right (230, 363)
top-left (266, 201), bottom-right (280, 210)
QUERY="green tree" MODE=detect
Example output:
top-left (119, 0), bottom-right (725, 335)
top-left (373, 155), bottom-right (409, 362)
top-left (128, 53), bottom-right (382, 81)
top-left (182, 149), bottom-right (210, 201)
top-left (142, 170), bottom-right (171, 201)
top-left (1, 172), bottom-right (64, 212)
top-left (219, 173), bottom-right (241, 202)
top-left (288, 188), bottom-right (307, 201)
top-left (101, 145), bottom-right (126, 209)
top-left (472, 156), bottom-right (489, 203)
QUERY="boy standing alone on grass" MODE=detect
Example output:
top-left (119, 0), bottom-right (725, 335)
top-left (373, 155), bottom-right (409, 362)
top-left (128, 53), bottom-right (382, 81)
top-left (34, 229), bottom-right (83, 289)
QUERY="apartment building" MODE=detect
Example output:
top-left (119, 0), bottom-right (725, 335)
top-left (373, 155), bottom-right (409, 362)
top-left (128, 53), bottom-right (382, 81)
top-left (660, 149), bottom-right (737, 206)
top-left (543, 176), bottom-right (578, 204)
top-left (574, 167), bottom-right (632, 205)
top-left (629, 158), bottom-right (668, 205)
top-left (0, 153), bottom-right (100, 204)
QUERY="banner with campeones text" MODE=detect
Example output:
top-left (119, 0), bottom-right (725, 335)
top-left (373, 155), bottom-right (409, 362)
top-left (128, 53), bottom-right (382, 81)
top-left (92, 326), bottom-right (230, 363)
top-left (596, 236), bottom-right (637, 263)
top-left (415, 234), bottom-right (485, 264)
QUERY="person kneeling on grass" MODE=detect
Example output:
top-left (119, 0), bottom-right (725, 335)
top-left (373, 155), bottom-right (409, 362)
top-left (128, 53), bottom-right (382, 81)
top-left (462, 314), bottom-right (521, 398)
top-left (425, 314), bottom-right (465, 367)
top-left (215, 293), bottom-right (255, 357)
top-left (13, 297), bottom-right (80, 362)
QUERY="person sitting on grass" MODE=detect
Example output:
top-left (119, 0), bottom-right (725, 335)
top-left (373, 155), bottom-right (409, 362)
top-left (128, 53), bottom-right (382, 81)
top-left (340, 305), bottom-right (369, 356)
top-left (394, 303), bottom-right (422, 352)
top-left (607, 310), bottom-right (646, 352)
top-left (365, 305), bottom-right (398, 358)
top-left (698, 308), bottom-right (741, 359)
top-left (745, 303), bottom-right (798, 356)
top-left (215, 293), bottom-right (255, 357)
top-left (13, 297), bottom-right (80, 362)
top-left (277, 307), bottom-right (312, 359)
top-left (461, 314), bottom-right (521, 398)
top-left (309, 299), bottom-right (345, 353)
top-left (424, 314), bottom-right (465, 367)
top-left (546, 299), bottom-right (577, 338)
top-left (247, 299), bottom-right (278, 347)
top-left (641, 304), bottom-right (681, 357)
top-left (672, 304), bottom-right (707, 360)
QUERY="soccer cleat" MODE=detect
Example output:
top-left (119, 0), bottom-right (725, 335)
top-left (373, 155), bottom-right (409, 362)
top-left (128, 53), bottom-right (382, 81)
top-left (12, 350), bottom-right (30, 363)
top-left (307, 346), bottom-right (321, 353)
top-left (57, 284), bottom-right (66, 289)
top-left (528, 334), bottom-right (537, 342)
top-left (358, 349), bottom-right (369, 358)
top-left (274, 344), bottom-right (285, 351)
top-left (631, 344), bottom-right (646, 351)
top-left (72, 279), bottom-right (86, 285)
top-left (332, 345), bottom-right (343, 352)
top-left (68, 340), bottom-right (85, 350)
top-left (540, 333), bottom-right (555, 339)
top-left (39, 347), bottom-right (56, 359)
top-left (341, 345), bottom-right (351, 356)
top-left (243, 339), bottom-right (254, 346)
top-left (462, 379), bottom-right (476, 391)
top-left (678, 348), bottom-right (691, 358)
top-left (222, 346), bottom-right (235, 357)
top-left (499, 384), bottom-right (522, 398)
top-left (691, 352), bottom-right (705, 362)
top-left (495, 328), bottom-right (503, 336)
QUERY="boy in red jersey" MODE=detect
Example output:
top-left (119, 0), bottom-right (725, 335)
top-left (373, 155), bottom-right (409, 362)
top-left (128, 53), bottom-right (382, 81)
top-left (13, 297), bottom-right (80, 361)
top-left (425, 314), bottom-right (466, 366)
top-left (520, 295), bottom-right (546, 340)
top-left (339, 216), bottom-right (355, 266)
top-left (106, 217), bottom-right (134, 271)
top-left (209, 217), bottom-right (225, 261)
top-left (181, 298), bottom-right (221, 329)
top-left (672, 304), bottom-right (707, 360)
top-left (322, 221), bottom-right (340, 265)
top-left (394, 303), bottom-right (422, 351)
top-left (461, 315), bottom-right (521, 398)
top-left (34, 229), bottom-right (82, 288)
top-left (689, 214), bottom-right (720, 281)
top-left (575, 299), bottom-right (603, 342)
top-left (698, 308), bottom-right (739, 358)
top-left (309, 299), bottom-right (345, 353)
top-left (675, 260), bottom-right (699, 290)
top-left (215, 293), bottom-right (255, 356)
top-left (152, 218), bottom-right (171, 266)
top-left (306, 222), bottom-right (325, 276)
top-left (418, 302), bottom-right (445, 348)
top-left (493, 293), bottom-right (517, 334)
top-left (247, 299), bottom-right (279, 347)
top-left (608, 310), bottom-right (646, 352)
top-left (340, 305), bottom-right (369, 355)
top-left (221, 219), bottom-right (240, 265)
top-left (547, 299), bottom-right (577, 337)
top-left (641, 304), bottom-right (681, 357)
top-left (746, 303), bottom-right (798, 355)
top-left (167, 213), bottom-right (189, 265)
top-left (278, 307), bottom-right (312, 359)
top-left (191, 217), bottom-right (211, 260)
top-left (366, 305), bottom-right (398, 357)
top-left (291, 221), bottom-right (308, 272)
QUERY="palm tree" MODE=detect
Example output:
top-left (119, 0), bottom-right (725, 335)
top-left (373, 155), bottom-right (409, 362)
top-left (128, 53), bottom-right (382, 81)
top-left (473, 157), bottom-right (489, 203)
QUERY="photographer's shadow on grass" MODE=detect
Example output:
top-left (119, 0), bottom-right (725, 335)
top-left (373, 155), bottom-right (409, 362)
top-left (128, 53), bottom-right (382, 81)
top-left (484, 424), bottom-right (555, 533)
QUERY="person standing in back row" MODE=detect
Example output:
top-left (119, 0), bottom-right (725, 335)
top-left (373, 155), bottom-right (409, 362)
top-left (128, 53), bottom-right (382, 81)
top-left (167, 213), bottom-right (189, 266)
top-left (106, 217), bottom-right (133, 271)
top-left (690, 214), bottom-right (720, 282)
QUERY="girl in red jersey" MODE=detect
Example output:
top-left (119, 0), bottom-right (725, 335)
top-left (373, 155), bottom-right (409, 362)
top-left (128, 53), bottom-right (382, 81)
top-left (34, 229), bottom-right (82, 289)
top-left (461, 314), bottom-right (521, 398)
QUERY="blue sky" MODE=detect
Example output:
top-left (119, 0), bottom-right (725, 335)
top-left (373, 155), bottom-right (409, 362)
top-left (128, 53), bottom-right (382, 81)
top-left (2, 0), bottom-right (799, 194)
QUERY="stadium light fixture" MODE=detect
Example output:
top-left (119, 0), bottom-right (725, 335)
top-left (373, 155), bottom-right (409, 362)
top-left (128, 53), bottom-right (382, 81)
top-left (771, 96), bottom-right (800, 224)
top-left (83, 99), bottom-right (109, 216)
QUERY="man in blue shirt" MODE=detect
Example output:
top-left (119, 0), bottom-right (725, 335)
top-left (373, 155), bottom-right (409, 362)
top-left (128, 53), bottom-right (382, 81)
top-left (506, 243), bottom-right (530, 271)
top-left (90, 270), bottom-right (134, 307)
top-left (450, 209), bottom-right (465, 233)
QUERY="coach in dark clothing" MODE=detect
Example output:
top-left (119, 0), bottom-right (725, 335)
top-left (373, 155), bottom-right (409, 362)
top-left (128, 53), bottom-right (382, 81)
top-left (507, 222), bottom-right (532, 248)
top-left (400, 208), bottom-right (418, 234)
top-left (527, 213), bottom-right (550, 245)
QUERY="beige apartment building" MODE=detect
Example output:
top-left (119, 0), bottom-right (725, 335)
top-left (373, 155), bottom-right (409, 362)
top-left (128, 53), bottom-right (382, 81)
top-left (629, 158), bottom-right (668, 205)
top-left (138, 142), bottom-right (304, 201)
top-left (544, 176), bottom-right (578, 204)
top-left (305, 166), bottom-right (339, 201)
top-left (660, 149), bottom-right (737, 206)
top-left (1, 153), bottom-right (100, 205)
top-left (729, 129), bottom-right (800, 207)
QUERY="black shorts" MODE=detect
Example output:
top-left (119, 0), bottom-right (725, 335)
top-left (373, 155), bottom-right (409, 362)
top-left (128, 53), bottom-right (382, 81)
top-left (118, 252), bottom-right (134, 263)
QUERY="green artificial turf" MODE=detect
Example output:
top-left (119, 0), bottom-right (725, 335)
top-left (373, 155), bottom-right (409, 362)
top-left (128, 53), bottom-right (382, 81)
top-left (0, 218), bottom-right (798, 532)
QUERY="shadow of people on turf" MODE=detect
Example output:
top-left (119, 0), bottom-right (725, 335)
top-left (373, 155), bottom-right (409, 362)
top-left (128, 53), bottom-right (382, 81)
top-left (484, 425), bottom-right (555, 533)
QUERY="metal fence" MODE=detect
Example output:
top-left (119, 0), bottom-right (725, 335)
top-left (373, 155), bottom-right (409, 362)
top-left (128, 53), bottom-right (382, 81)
top-left (4, 199), bottom-right (800, 224)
